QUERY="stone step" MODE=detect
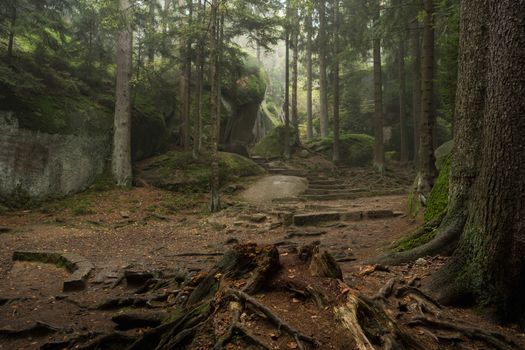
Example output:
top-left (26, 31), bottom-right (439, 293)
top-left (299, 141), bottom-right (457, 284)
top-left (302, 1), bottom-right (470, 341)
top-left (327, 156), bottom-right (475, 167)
top-left (307, 184), bottom-right (349, 190)
top-left (307, 179), bottom-right (339, 186)
top-left (267, 168), bottom-right (308, 177)
top-left (300, 192), bottom-right (371, 201)
top-left (292, 209), bottom-right (397, 226)
top-left (300, 188), bottom-right (407, 201)
top-left (304, 188), bottom-right (368, 195)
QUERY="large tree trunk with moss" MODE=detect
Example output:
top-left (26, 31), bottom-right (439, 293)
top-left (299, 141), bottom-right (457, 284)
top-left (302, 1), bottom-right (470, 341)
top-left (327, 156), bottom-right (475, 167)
top-left (370, 0), bottom-right (487, 266)
top-left (372, 3), bottom-right (384, 173)
top-left (410, 21), bottom-right (421, 165)
top-left (332, 0), bottom-right (340, 163)
top-left (112, 0), bottom-right (133, 187)
top-left (418, 0), bottom-right (438, 194)
top-left (306, 14), bottom-right (313, 141)
top-left (318, 0), bottom-right (329, 138)
top-left (428, 0), bottom-right (525, 326)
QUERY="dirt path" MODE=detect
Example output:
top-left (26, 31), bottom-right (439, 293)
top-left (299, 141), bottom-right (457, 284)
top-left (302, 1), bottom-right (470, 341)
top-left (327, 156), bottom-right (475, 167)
top-left (1, 165), bottom-right (524, 349)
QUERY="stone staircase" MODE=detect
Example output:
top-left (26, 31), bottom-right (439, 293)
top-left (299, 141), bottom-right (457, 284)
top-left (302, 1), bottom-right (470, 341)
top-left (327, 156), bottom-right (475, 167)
top-left (251, 155), bottom-right (406, 203)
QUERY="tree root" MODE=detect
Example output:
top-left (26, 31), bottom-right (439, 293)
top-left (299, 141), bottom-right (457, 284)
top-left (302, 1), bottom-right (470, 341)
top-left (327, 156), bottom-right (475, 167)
top-left (0, 321), bottom-right (61, 338)
top-left (368, 213), bottom-right (462, 266)
top-left (225, 288), bottom-right (320, 348)
top-left (334, 293), bottom-right (421, 350)
top-left (408, 315), bottom-right (516, 350)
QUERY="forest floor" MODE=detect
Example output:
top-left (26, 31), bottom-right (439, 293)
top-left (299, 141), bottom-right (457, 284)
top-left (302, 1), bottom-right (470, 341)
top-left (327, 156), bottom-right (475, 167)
top-left (1, 157), bottom-right (525, 349)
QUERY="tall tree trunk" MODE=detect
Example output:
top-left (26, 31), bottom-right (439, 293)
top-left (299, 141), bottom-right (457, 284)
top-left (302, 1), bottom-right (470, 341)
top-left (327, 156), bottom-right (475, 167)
top-left (147, 0), bottom-right (155, 63)
top-left (372, 3), bottom-right (384, 173)
top-left (332, 0), bottom-right (340, 164)
top-left (291, 7), bottom-right (299, 144)
top-left (283, 8), bottom-right (291, 160)
top-left (179, 0), bottom-right (190, 150)
top-left (112, 0), bottom-right (133, 187)
top-left (209, 0), bottom-right (220, 212)
top-left (192, 0), bottom-right (204, 158)
top-left (306, 14), bottom-right (314, 141)
top-left (429, 0), bottom-right (525, 326)
top-left (318, 0), bottom-right (329, 138)
top-left (7, 2), bottom-right (17, 62)
top-left (410, 21), bottom-right (421, 164)
top-left (418, 0), bottom-right (438, 194)
top-left (399, 36), bottom-right (408, 164)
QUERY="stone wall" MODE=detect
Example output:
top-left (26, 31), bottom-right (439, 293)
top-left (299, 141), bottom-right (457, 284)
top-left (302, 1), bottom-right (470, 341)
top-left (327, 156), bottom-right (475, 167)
top-left (0, 112), bottom-right (110, 200)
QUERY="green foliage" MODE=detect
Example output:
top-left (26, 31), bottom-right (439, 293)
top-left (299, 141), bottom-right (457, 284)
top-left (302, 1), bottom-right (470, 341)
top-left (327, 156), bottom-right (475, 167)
top-left (424, 153), bottom-right (451, 222)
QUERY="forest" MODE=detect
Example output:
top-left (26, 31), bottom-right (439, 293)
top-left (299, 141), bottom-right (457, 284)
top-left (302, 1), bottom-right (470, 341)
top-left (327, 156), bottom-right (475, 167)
top-left (0, 0), bottom-right (524, 349)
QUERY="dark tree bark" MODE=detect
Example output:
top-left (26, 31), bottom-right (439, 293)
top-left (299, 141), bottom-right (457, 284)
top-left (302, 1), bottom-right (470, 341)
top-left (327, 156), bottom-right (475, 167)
top-left (332, 0), bottom-right (340, 164)
top-left (306, 14), bottom-right (314, 141)
top-left (399, 35), bottom-right (408, 164)
top-left (372, 2), bottom-right (384, 173)
top-left (318, 0), bottom-right (329, 138)
top-left (418, 0), bottom-right (438, 194)
top-left (410, 21), bottom-right (421, 164)
top-left (112, 0), bottom-right (133, 187)
top-left (428, 0), bottom-right (525, 326)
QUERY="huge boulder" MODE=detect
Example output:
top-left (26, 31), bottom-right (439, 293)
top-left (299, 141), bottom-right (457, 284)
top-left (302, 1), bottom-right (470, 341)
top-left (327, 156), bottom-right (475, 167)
top-left (222, 56), bottom-right (268, 155)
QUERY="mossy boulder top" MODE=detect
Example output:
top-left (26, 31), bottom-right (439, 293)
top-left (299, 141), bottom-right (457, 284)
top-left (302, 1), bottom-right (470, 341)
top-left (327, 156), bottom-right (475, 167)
top-left (305, 133), bottom-right (374, 167)
top-left (222, 56), bottom-right (268, 156)
top-left (137, 151), bottom-right (265, 192)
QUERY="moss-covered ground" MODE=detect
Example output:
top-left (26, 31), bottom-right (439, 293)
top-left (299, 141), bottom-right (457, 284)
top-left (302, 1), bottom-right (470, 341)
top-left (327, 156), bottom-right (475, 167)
top-left (138, 151), bottom-right (265, 192)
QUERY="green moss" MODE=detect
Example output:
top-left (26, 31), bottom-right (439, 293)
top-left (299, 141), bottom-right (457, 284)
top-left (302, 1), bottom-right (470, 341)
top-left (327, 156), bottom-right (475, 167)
top-left (139, 151), bottom-right (265, 192)
top-left (392, 225), bottom-right (438, 252)
top-left (424, 153), bottom-right (451, 222)
top-left (160, 193), bottom-right (203, 212)
top-left (305, 133), bottom-right (374, 166)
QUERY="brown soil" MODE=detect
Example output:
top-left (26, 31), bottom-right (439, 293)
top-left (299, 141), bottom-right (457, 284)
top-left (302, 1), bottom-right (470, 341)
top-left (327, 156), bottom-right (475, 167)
top-left (1, 160), bottom-right (524, 350)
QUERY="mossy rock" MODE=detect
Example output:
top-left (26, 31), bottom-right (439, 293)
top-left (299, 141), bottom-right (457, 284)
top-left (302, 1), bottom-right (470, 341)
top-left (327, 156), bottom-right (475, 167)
top-left (137, 151), bottom-right (265, 192)
top-left (232, 56), bottom-right (267, 106)
top-left (424, 153), bottom-right (451, 222)
top-left (305, 133), bottom-right (374, 167)
top-left (250, 125), bottom-right (297, 159)
top-left (434, 140), bottom-right (453, 171)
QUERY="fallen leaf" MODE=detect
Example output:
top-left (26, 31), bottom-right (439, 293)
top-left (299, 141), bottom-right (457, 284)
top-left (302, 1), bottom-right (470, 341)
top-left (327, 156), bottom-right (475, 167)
top-left (287, 341), bottom-right (298, 349)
